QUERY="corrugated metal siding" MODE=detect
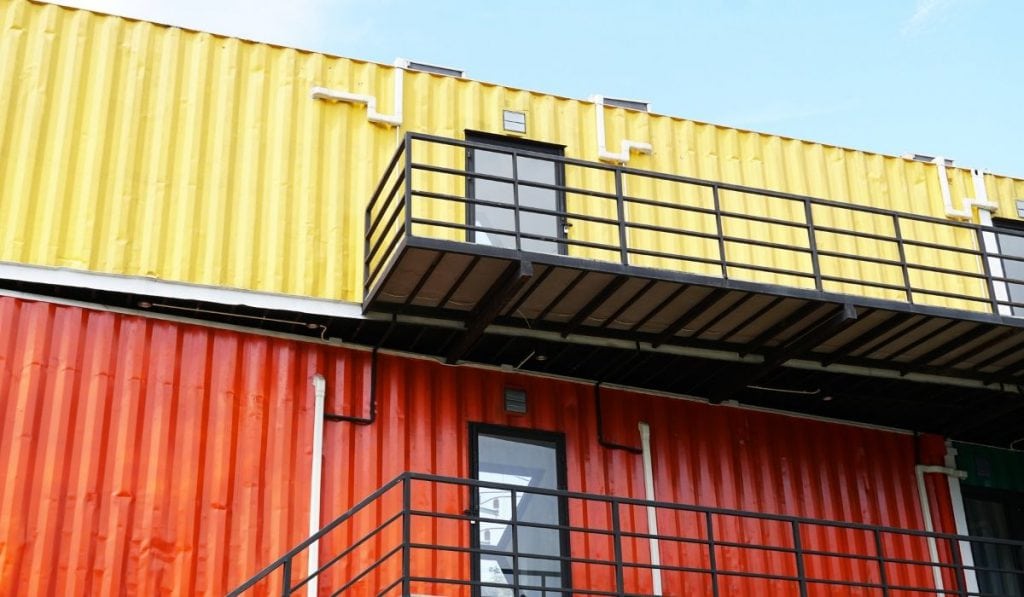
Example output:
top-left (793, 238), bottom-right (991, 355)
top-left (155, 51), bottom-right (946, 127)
top-left (3, 0), bottom-right (1020, 309)
top-left (0, 295), bottom-right (958, 595)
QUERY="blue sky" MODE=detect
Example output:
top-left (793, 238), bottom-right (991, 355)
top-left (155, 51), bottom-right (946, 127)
top-left (56, 0), bottom-right (1023, 176)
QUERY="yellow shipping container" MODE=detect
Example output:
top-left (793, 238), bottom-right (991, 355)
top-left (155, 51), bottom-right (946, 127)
top-left (2, 0), bottom-right (1022, 311)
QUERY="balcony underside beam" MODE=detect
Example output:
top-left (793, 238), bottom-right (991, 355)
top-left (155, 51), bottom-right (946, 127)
top-left (446, 260), bottom-right (533, 364)
top-left (710, 303), bottom-right (859, 403)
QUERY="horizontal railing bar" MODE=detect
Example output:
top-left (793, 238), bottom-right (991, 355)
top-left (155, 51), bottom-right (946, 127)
top-left (411, 161), bottom-right (623, 202)
top-left (625, 246), bottom-right (726, 268)
top-left (404, 576), bottom-right (590, 597)
top-left (719, 235), bottom-right (814, 254)
top-left (234, 470), bottom-right (1024, 596)
top-left (407, 218), bottom-right (623, 254)
top-left (819, 274), bottom-right (922, 293)
top-left (409, 189), bottom-right (623, 227)
top-left (403, 472), bottom-right (1024, 546)
top-left (723, 261), bottom-right (818, 280)
top-left (718, 210), bottom-right (812, 231)
top-left (813, 224), bottom-right (899, 243)
top-left (405, 540), bottom-right (625, 570)
top-left (405, 133), bottom-right (999, 235)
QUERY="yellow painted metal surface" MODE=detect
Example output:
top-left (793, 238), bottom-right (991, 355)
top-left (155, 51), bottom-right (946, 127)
top-left (2, 0), bottom-right (1022, 310)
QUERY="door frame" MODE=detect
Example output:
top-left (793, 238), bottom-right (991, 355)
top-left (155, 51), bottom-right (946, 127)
top-left (464, 131), bottom-right (568, 255)
top-left (468, 422), bottom-right (572, 595)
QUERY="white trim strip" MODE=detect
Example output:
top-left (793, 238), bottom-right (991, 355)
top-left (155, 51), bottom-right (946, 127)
top-left (0, 261), bottom-right (364, 319)
top-left (638, 422), bottom-right (663, 595)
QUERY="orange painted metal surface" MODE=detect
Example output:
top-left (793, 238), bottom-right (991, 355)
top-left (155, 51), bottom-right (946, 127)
top-left (0, 295), bottom-right (956, 595)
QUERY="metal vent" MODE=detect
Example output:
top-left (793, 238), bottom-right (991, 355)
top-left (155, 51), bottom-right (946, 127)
top-left (603, 97), bottom-right (649, 112)
top-left (904, 153), bottom-right (955, 167)
top-left (398, 59), bottom-right (464, 78)
top-left (503, 110), bottom-right (526, 133)
top-left (503, 387), bottom-right (527, 414)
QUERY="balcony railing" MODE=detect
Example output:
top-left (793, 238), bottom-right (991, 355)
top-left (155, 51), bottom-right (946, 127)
top-left (230, 472), bottom-right (1024, 596)
top-left (365, 133), bottom-right (1024, 317)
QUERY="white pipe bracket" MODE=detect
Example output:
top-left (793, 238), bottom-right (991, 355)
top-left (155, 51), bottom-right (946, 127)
top-left (311, 60), bottom-right (405, 127)
top-left (934, 159), bottom-right (998, 220)
top-left (590, 95), bottom-right (652, 164)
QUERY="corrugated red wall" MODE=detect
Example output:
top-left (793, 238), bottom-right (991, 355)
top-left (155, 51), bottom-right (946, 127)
top-left (0, 295), bottom-right (957, 595)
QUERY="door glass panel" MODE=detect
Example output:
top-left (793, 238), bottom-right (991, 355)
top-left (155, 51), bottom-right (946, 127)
top-left (476, 433), bottom-right (565, 597)
top-left (471, 145), bottom-right (561, 255)
top-left (964, 492), bottom-right (1024, 596)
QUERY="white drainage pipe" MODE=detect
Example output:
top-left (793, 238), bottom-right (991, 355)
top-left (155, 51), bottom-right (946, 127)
top-left (638, 422), bottom-right (663, 595)
top-left (915, 463), bottom-right (968, 592)
top-left (933, 157), bottom-right (997, 220)
top-left (307, 373), bottom-right (327, 595)
top-left (310, 59), bottom-right (404, 127)
top-left (591, 95), bottom-right (652, 164)
top-left (944, 443), bottom-right (980, 594)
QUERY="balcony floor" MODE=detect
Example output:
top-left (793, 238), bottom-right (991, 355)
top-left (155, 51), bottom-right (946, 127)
top-left (362, 236), bottom-right (1024, 446)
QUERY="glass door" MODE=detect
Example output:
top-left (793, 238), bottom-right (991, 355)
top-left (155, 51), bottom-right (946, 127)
top-left (466, 133), bottom-right (566, 255)
top-left (470, 424), bottom-right (570, 597)
top-left (964, 487), bottom-right (1024, 595)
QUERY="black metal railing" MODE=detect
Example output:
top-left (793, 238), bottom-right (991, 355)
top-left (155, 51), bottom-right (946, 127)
top-left (365, 133), bottom-right (1024, 316)
top-left (229, 472), bottom-right (1024, 596)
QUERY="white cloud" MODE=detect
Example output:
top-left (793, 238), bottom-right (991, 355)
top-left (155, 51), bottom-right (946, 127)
top-left (902, 0), bottom-right (957, 35)
top-left (47, 0), bottom-right (362, 54)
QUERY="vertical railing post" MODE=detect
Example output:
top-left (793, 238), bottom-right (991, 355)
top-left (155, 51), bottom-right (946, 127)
top-left (948, 536), bottom-right (969, 597)
top-left (705, 512), bottom-right (720, 597)
top-left (281, 558), bottom-right (292, 597)
top-left (977, 226), bottom-right (1000, 314)
top-left (615, 169), bottom-right (629, 266)
top-left (364, 173), bottom-right (373, 295)
top-left (803, 198), bottom-right (823, 291)
top-left (512, 150), bottom-right (522, 252)
top-left (404, 134), bottom-right (414, 239)
top-left (791, 521), bottom-right (809, 597)
top-left (402, 476), bottom-right (412, 596)
top-left (510, 488), bottom-right (520, 597)
top-left (611, 499), bottom-right (626, 596)
top-left (893, 214), bottom-right (914, 304)
top-left (711, 185), bottom-right (728, 280)
top-left (873, 529), bottom-right (890, 597)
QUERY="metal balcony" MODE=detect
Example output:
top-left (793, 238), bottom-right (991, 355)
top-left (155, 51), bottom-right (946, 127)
top-left (230, 472), bottom-right (1024, 596)
top-left (361, 134), bottom-right (1024, 443)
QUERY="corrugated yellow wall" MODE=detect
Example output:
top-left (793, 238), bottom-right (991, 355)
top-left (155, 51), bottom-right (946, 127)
top-left (2, 0), bottom-right (1021, 309)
